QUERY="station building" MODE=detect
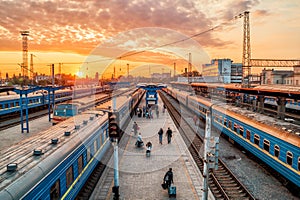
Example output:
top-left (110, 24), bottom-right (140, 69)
top-left (260, 65), bottom-right (300, 86)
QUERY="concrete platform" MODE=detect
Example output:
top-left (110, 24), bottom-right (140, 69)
top-left (0, 116), bottom-right (52, 151)
top-left (90, 99), bottom-right (214, 200)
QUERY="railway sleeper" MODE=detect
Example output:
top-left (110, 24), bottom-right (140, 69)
top-left (220, 183), bottom-right (239, 188)
top-left (227, 190), bottom-right (248, 195)
top-left (228, 192), bottom-right (248, 197)
top-left (210, 190), bottom-right (223, 199)
top-left (215, 176), bottom-right (233, 180)
top-left (218, 179), bottom-right (237, 183)
top-left (228, 193), bottom-right (249, 199)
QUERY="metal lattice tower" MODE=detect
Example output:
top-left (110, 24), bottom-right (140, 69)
top-left (242, 11), bottom-right (251, 86)
top-left (20, 31), bottom-right (29, 78)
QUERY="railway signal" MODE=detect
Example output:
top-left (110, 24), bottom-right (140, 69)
top-left (207, 137), bottom-right (219, 170)
top-left (108, 112), bottom-right (120, 139)
top-left (108, 110), bottom-right (120, 199)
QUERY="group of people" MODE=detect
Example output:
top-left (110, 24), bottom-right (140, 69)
top-left (158, 127), bottom-right (173, 144)
top-left (133, 121), bottom-right (173, 148)
top-left (135, 104), bottom-right (163, 119)
top-left (133, 104), bottom-right (175, 193)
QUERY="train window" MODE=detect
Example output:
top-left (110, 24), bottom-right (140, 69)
top-left (99, 133), bottom-right (103, 146)
top-left (78, 155), bottom-right (83, 174)
top-left (298, 157), bottom-right (300, 171)
top-left (246, 130), bottom-right (251, 140)
top-left (286, 151), bottom-right (293, 166)
top-left (15, 101), bottom-right (19, 106)
top-left (87, 147), bottom-right (91, 162)
top-left (274, 145), bottom-right (280, 158)
top-left (254, 134), bottom-right (260, 146)
top-left (228, 121), bottom-right (232, 129)
top-left (223, 118), bottom-right (227, 126)
top-left (66, 165), bottom-right (73, 188)
top-left (239, 126), bottom-right (244, 136)
top-left (50, 179), bottom-right (60, 200)
top-left (10, 103), bottom-right (14, 108)
top-left (263, 140), bottom-right (270, 152)
top-left (105, 129), bottom-right (108, 139)
top-left (233, 123), bottom-right (238, 132)
top-left (94, 140), bottom-right (98, 154)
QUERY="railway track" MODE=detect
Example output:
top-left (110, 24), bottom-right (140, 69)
top-left (159, 91), bottom-right (255, 200)
top-left (0, 92), bottom-right (115, 131)
top-left (0, 109), bottom-right (49, 131)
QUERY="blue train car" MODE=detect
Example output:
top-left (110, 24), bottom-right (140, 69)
top-left (0, 89), bottom-right (143, 200)
top-left (211, 106), bottom-right (300, 187)
top-left (165, 87), bottom-right (300, 188)
top-left (0, 86), bottom-right (105, 116)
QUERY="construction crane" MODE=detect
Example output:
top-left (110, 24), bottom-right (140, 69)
top-left (236, 11), bottom-right (300, 87)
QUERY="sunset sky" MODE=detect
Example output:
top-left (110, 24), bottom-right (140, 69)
top-left (0, 0), bottom-right (299, 78)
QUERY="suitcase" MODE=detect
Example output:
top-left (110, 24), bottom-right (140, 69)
top-left (146, 150), bottom-right (151, 157)
top-left (168, 184), bottom-right (176, 197)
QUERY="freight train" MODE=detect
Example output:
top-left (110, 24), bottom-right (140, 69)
top-left (0, 89), bottom-right (144, 200)
top-left (163, 87), bottom-right (300, 189)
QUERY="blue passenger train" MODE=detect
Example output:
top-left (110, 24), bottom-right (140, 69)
top-left (163, 87), bottom-right (300, 189)
top-left (0, 86), bottom-right (107, 116)
top-left (0, 89), bottom-right (144, 200)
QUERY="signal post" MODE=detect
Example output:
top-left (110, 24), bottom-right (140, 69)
top-left (108, 111), bottom-right (120, 200)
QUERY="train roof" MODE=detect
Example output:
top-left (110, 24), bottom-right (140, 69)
top-left (190, 82), bottom-right (300, 99)
top-left (213, 103), bottom-right (300, 147)
top-left (0, 112), bottom-right (107, 192)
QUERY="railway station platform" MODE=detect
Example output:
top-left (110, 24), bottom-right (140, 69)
top-left (0, 116), bottom-right (52, 151)
top-left (90, 99), bottom-right (214, 199)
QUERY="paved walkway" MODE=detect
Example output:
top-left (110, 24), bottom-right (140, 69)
top-left (90, 99), bottom-right (214, 200)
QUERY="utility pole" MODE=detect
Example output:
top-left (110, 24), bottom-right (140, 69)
top-left (202, 110), bottom-right (211, 200)
top-left (30, 54), bottom-right (36, 85)
top-left (188, 53), bottom-right (192, 83)
top-left (202, 108), bottom-right (219, 200)
top-left (127, 63), bottom-right (129, 78)
top-left (173, 62), bottom-right (176, 81)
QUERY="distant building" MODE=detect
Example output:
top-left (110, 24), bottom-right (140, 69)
top-left (151, 72), bottom-right (171, 79)
top-left (202, 59), bottom-right (242, 83)
top-left (35, 74), bottom-right (50, 82)
top-left (260, 66), bottom-right (300, 85)
top-left (231, 63), bottom-right (243, 83)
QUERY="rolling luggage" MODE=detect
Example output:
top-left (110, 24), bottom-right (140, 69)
top-left (168, 184), bottom-right (176, 197)
top-left (146, 150), bottom-right (151, 157)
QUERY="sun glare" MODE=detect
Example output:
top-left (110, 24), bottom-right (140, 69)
top-left (75, 71), bottom-right (84, 77)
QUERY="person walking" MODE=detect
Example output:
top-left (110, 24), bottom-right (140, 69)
top-left (132, 121), bottom-right (138, 135)
top-left (163, 168), bottom-right (174, 188)
top-left (158, 128), bottom-right (163, 144)
top-left (166, 127), bottom-right (173, 144)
